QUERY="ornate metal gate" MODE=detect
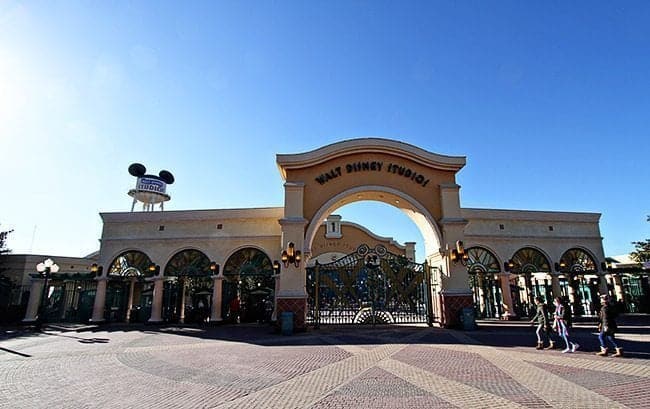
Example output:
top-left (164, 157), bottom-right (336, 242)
top-left (306, 244), bottom-right (436, 326)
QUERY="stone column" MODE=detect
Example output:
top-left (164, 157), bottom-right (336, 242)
top-left (148, 277), bottom-right (164, 323)
top-left (551, 273), bottom-right (562, 300)
top-left (125, 279), bottom-right (136, 323)
top-left (272, 273), bottom-right (280, 322)
top-left (405, 242), bottom-right (416, 262)
top-left (59, 282), bottom-right (70, 320)
top-left (438, 183), bottom-right (471, 328)
top-left (598, 273), bottom-right (609, 296)
top-left (210, 275), bottom-right (224, 322)
top-left (613, 274), bottom-right (625, 304)
top-left (179, 279), bottom-right (187, 324)
top-left (277, 182), bottom-right (309, 331)
top-left (498, 273), bottom-right (515, 320)
top-left (23, 278), bottom-right (44, 323)
top-left (90, 277), bottom-right (108, 323)
top-left (568, 278), bottom-right (579, 315)
top-left (477, 274), bottom-right (486, 316)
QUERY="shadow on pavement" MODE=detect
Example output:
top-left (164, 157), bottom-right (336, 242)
top-left (2, 315), bottom-right (648, 360)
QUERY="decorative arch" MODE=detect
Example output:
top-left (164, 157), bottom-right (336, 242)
top-left (560, 248), bottom-right (597, 273)
top-left (223, 247), bottom-right (274, 276)
top-left (276, 137), bottom-right (469, 329)
top-left (108, 250), bottom-right (154, 277)
top-left (466, 246), bottom-right (501, 274)
top-left (304, 186), bottom-right (442, 259)
top-left (510, 247), bottom-right (551, 273)
top-left (164, 249), bottom-right (211, 277)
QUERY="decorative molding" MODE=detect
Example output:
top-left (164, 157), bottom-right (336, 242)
top-left (101, 207), bottom-right (285, 223)
top-left (464, 234), bottom-right (603, 240)
top-left (277, 137), bottom-right (466, 180)
top-left (335, 221), bottom-right (406, 250)
top-left (277, 289), bottom-right (308, 298)
top-left (101, 235), bottom-right (281, 242)
top-left (462, 207), bottom-right (601, 223)
top-left (438, 217), bottom-right (468, 225)
top-left (278, 217), bottom-right (309, 226)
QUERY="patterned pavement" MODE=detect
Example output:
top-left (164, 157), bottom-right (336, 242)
top-left (0, 320), bottom-right (648, 409)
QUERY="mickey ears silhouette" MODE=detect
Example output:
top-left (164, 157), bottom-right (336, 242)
top-left (128, 163), bottom-right (175, 184)
top-left (128, 163), bottom-right (146, 177)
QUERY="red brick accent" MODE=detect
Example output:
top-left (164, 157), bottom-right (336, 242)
top-left (439, 292), bottom-right (473, 328)
top-left (276, 297), bottom-right (307, 331)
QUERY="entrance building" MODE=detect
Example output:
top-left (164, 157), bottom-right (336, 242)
top-left (19, 138), bottom-right (617, 328)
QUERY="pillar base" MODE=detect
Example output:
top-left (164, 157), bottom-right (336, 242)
top-left (276, 297), bottom-right (307, 331)
top-left (439, 291), bottom-right (473, 328)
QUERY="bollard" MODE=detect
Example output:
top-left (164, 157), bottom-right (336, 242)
top-left (281, 311), bottom-right (294, 336)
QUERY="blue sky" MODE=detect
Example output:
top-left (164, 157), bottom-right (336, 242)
top-left (1, 1), bottom-right (649, 260)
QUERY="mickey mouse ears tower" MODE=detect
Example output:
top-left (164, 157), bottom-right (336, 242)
top-left (127, 163), bottom-right (175, 212)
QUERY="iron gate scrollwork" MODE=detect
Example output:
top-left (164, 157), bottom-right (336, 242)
top-left (307, 244), bottom-right (436, 326)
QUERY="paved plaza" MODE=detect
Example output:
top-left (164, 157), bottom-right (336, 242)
top-left (1, 319), bottom-right (648, 409)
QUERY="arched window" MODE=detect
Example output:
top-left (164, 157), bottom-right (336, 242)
top-left (223, 247), bottom-right (273, 276)
top-left (165, 249), bottom-right (211, 277)
top-left (466, 247), bottom-right (501, 274)
top-left (108, 251), bottom-right (153, 277)
top-left (560, 248), bottom-right (597, 273)
top-left (510, 247), bottom-right (551, 273)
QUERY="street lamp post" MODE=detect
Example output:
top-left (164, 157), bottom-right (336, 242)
top-left (35, 258), bottom-right (59, 330)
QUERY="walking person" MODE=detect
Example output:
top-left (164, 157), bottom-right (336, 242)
top-left (552, 297), bottom-right (578, 353)
top-left (596, 294), bottom-right (623, 357)
top-left (530, 296), bottom-right (550, 350)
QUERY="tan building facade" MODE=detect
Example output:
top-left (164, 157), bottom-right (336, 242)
top-left (16, 138), bottom-right (620, 328)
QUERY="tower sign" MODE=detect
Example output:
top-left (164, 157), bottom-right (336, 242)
top-left (127, 163), bottom-right (175, 212)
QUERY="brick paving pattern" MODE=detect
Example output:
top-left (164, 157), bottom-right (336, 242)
top-left (0, 320), bottom-right (648, 408)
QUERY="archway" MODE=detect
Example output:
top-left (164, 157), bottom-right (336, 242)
top-left (304, 187), bottom-right (442, 261)
top-left (163, 249), bottom-right (212, 323)
top-left (559, 247), bottom-right (599, 316)
top-left (466, 246), bottom-right (503, 319)
top-left (276, 138), bottom-right (470, 328)
top-left (106, 250), bottom-right (154, 323)
top-left (222, 247), bottom-right (275, 323)
top-left (508, 247), bottom-right (552, 317)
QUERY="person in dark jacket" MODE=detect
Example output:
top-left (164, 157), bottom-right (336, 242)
top-left (530, 296), bottom-right (551, 350)
top-left (596, 294), bottom-right (622, 357)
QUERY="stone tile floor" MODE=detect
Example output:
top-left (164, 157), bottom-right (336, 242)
top-left (0, 319), bottom-right (648, 408)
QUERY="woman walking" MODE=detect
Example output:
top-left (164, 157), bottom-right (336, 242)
top-left (596, 294), bottom-right (623, 357)
top-left (552, 297), bottom-right (578, 353)
top-left (530, 296), bottom-right (550, 350)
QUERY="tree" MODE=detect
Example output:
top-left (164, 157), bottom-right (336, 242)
top-left (630, 215), bottom-right (650, 263)
top-left (0, 226), bottom-right (13, 275)
top-left (0, 227), bottom-right (14, 311)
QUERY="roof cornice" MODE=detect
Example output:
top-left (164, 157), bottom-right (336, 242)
top-left (461, 208), bottom-right (601, 223)
top-left (277, 138), bottom-right (466, 180)
top-left (101, 207), bottom-right (284, 223)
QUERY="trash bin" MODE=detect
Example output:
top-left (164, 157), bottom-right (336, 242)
top-left (281, 311), bottom-right (294, 336)
top-left (460, 307), bottom-right (477, 330)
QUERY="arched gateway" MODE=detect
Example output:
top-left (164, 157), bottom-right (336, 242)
top-left (276, 138), bottom-right (471, 329)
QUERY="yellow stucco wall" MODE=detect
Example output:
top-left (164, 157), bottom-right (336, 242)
top-left (283, 151), bottom-right (457, 225)
top-left (311, 223), bottom-right (405, 259)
